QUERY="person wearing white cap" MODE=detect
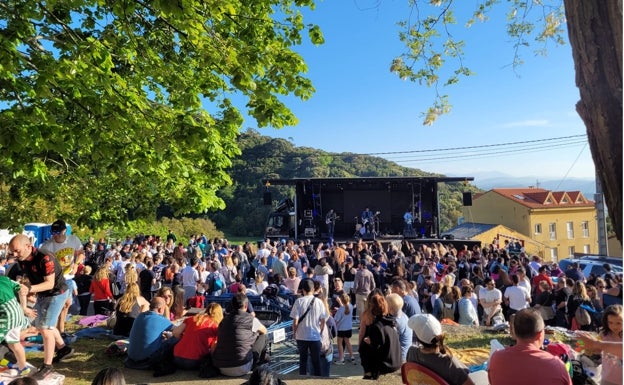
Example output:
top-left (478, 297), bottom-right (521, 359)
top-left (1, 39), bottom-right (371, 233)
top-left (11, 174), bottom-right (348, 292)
top-left (407, 314), bottom-right (475, 385)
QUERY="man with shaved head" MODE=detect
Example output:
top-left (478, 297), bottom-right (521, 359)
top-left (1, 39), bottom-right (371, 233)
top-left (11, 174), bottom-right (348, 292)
top-left (125, 296), bottom-right (175, 369)
top-left (8, 234), bottom-right (75, 380)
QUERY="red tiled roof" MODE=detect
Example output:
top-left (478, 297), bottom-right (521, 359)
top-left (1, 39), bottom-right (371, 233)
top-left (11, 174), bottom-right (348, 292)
top-left (483, 188), bottom-right (594, 209)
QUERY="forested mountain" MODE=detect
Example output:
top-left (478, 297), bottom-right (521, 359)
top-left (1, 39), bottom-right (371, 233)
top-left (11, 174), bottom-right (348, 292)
top-left (209, 129), bottom-right (479, 237)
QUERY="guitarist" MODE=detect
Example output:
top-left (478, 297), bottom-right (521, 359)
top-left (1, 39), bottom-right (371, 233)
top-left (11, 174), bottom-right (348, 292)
top-left (325, 209), bottom-right (338, 238)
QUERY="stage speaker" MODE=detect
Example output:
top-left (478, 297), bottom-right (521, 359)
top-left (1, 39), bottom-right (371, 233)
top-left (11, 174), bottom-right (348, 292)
top-left (462, 192), bottom-right (472, 206)
top-left (263, 192), bottom-right (272, 205)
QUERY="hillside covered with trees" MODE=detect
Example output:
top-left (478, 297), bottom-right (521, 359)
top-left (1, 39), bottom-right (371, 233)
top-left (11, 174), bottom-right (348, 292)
top-left (209, 129), bottom-right (480, 237)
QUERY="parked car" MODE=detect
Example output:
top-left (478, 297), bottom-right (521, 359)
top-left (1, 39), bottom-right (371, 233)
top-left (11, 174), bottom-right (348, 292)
top-left (558, 257), bottom-right (623, 279)
top-left (573, 253), bottom-right (623, 267)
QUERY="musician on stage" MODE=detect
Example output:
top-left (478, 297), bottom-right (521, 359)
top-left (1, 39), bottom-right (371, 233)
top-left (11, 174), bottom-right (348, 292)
top-left (361, 207), bottom-right (374, 234)
top-left (325, 209), bottom-right (337, 238)
top-left (403, 210), bottom-right (414, 233)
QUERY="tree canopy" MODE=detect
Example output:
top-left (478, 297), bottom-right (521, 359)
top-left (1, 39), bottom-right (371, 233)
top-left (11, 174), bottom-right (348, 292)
top-left (0, 0), bottom-right (322, 229)
top-left (391, 0), bottom-right (622, 242)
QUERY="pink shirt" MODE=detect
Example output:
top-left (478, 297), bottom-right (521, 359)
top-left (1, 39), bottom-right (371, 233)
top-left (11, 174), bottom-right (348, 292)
top-left (489, 342), bottom-right (572, 385)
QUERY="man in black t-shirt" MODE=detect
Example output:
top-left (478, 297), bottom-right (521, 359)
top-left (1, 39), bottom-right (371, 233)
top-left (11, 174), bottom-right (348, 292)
top-left (9, 234), bottom-right (75, 380)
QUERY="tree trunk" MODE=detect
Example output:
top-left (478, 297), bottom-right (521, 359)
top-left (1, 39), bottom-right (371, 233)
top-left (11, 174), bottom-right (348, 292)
top-left (563, 0), bottom-right (622, 243)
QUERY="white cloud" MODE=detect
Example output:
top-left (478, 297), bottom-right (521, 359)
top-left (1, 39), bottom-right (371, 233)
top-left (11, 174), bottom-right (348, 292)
top-left (502, 119), bottom-right (550, 128)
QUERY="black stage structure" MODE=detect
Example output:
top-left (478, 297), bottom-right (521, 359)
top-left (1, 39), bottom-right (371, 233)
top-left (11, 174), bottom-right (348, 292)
top-left (263, 176), bottom-right (477, 248)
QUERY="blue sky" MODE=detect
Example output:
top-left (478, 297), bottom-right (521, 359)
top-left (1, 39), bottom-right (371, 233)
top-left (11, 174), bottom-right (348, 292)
top-left (244, 1), bottom-right (594, 181)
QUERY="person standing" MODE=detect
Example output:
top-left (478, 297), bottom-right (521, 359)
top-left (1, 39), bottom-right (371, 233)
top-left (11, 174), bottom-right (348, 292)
top-left (325, 209), bottom-right (337, 238)
top-left (403, 210), bottom-right (414, 234)
top-left (354, 259), bottom-right (376, 319)
top-left (386, 293), bottom-right (412, 362)
top-left (390, 279), bottom-right (421, 318)
top-left (166, 229), bottom-right (177, 244)
top-left (74, 265), bottom-right (93, 316)
top-left (290, 279), bottom-right (328, 376)
top-left (39, 220), bottom-right (83, 278)
top-left (39, 220), bottom-right (83, 334)
top-left (358, 293), bottom-right (401, 379)
top-left (180, 258), bottom-right (200, 302)
top-left (271, 252), bottom-right (288, 282)
top-left (9, 234), bottom-right (75, 380)
top-left (361, 208), bottom-right (374, 234)
top-left (504, 274), bottom-right (531, 319)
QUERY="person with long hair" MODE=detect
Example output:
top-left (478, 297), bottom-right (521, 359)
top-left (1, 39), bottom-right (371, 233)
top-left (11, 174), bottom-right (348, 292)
top-left (172, 302), bottom-right (224, 370)
top-left (170, 285), bottom-right (187, 320)
top-left (113, 282), bottom-right (149, 336)
top-left (358, 292), bottom-right (401, 379)
top-left (567, 281), bottom-right (594, 331)
top-left (597, 305), bottom-right (623, 385)
top-left (90, 266), bottom-right (114, 315)
top-left (334, 291), bottom-right (354, 364)
top-left (155, 286), bottom-right (174, 320)
top-left (358, 289), bottom-right (381, 343)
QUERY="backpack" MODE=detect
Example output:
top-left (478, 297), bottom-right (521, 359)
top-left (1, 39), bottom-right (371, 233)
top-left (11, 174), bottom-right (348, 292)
top-left (186, 295), bottom-right (205, 309)
top-left (209, 273), bottom-right (224, 293)
top-left (262, 284), bottom-right (279, 299)
top-left (575, 303), bottom-right (592, 326)
top-left (442, 300), bottom-right (457, 321)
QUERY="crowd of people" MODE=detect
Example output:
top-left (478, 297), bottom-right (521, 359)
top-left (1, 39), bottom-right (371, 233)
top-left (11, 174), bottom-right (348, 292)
top-left (0, 222), bottom-right (623, 383)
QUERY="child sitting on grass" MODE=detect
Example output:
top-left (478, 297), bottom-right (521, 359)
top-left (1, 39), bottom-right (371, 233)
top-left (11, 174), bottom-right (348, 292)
top-left (0, 276), bottom-right (34, 375)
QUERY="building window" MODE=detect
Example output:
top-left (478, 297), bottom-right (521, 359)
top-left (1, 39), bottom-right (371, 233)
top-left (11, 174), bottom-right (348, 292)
top-left (550, 248), bottom-right (558, 261)
top-left (534, 223), bottom-right (542, 234)
top-left (568, 246), bottom-right (575, 257)
top-left (549, 223), bottom-right (557, 240)
top-left (582, 221), bottom-right (589, 238)
top-left (566, 222), bottom-right (574, 239)
top-left (584, 244), bottom-right (590, 254)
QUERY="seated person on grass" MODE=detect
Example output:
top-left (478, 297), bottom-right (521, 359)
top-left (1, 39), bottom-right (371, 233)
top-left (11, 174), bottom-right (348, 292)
top-left (407, 313), bottom-right (476, 385)
top-left (488, 308), bottom-right (572, 385)
top-left (212, 292), bottom-right (268, 376)
top-left (0, 276), bottom-right (33, 375)
top-left (125, 297), bottom-right (176, 369)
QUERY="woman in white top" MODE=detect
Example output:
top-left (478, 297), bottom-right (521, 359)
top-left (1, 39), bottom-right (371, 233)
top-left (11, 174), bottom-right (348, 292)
top-left (290, 279), bottom-right (328, 376)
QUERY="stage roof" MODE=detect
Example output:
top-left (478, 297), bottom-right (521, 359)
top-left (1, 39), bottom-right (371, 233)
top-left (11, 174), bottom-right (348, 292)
top-left (263, 176), bottom-right (474, 186)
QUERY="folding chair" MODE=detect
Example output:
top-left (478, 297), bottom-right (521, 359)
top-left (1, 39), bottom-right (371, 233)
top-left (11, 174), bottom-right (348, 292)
top-left (401, 362), bottom-right (450, 385)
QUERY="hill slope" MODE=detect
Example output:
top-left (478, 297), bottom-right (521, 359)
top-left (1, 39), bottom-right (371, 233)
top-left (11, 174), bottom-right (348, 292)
top-left (209, 130), bottom-right (478, 237)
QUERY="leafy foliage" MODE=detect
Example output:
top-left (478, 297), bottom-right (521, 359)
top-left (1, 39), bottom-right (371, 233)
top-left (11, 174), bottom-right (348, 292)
top-left (72, 216), bottom-right (223, 247)
top-left (0, 0), bottom-right (322, 229)
top-left (392, 0), bottom-right (566, 124)
top-left (211, 129), bottom-right (477, 237)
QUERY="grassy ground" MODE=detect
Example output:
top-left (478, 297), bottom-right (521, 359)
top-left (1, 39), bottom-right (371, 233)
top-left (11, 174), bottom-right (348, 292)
top-left (22, 317), bottom-right (517, 385)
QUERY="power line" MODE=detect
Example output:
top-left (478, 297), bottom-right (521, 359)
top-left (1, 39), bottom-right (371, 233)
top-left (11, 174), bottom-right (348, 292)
top-left (392, 139), bottom-right (587, 164)
top-left (385, 138), bottom-right (585, 161)
top-left (363, 134), bottom-right (586, 156)
top-left (393, 141), bottom-right (585, 163)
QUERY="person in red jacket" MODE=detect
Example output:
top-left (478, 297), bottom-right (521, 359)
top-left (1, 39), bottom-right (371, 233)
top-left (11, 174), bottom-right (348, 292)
top-left (90, 264), bottom-right (114, 315)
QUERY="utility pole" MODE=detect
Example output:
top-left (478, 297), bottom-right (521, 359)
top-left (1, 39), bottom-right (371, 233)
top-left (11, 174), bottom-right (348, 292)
top-left (595, 174), bottom-right (608, 255)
